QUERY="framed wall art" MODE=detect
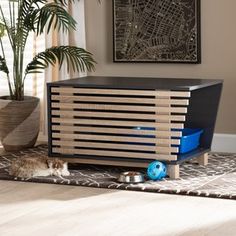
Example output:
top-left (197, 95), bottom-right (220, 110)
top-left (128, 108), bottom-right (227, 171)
top-left (113, 0), bottom-right (201, 63)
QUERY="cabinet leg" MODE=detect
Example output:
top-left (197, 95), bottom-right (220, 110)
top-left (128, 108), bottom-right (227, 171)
top-left (167, 164), bottom-right (180, 179)
top-left (197, 153), bottom-right (208, 166)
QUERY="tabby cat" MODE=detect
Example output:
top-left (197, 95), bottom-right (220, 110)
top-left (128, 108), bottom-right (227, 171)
top-left (9, 155), bottom-right (70, 178)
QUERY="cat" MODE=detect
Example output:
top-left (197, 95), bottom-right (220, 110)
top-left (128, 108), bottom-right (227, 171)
top-left (9, 155), bottom-right (70, 179)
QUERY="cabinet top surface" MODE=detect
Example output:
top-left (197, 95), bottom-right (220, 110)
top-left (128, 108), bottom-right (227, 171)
top-left (48, 76), bottom-right (223, 91)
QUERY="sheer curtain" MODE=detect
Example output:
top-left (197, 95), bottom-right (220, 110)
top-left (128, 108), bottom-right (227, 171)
top-left (0, 1), bottom-right (87, 139)
top-left (41, 0), bottom-right (87, 137)
top-left (0, 1), bottom-right (45, 98)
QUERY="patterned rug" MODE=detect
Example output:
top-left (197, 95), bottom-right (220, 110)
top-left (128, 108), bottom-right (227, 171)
top-left (0, 145), bottom-right (235, 200)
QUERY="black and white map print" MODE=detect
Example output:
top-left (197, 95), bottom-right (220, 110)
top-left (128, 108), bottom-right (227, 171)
top-left (113, 0), bottom-right (200, 63)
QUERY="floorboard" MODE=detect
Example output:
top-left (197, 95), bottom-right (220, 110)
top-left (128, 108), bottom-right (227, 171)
top-left (0, 180), bottom-right (236, 236)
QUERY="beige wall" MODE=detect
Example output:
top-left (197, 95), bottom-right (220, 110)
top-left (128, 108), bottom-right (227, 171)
top-left (84, 0), bottom-right (236, 134)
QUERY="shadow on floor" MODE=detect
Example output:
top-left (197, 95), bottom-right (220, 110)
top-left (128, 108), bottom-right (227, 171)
top-left (169, 219), bottom-right (236, 236)
top-left (0, 180), bottom-right (116, 204)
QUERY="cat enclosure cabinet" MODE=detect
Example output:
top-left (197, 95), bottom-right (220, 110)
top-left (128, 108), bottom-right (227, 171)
top-left (47, 76), bottom-right (223, 179)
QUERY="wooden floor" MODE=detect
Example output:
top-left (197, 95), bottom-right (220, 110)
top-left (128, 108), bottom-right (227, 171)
top-left (0, 180), bottom-right (236, 236)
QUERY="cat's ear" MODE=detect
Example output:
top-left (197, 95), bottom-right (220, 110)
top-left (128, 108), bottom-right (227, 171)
top-left (63, 162), bottom-right (68, 169)
top-left (46, 159), bottom-right (53, 168)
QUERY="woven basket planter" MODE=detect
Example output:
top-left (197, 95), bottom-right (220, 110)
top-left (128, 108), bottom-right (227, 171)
top-left (0, 96), bottom-right (40, 151)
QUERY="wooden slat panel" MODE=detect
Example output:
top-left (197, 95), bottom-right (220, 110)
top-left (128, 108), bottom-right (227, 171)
top-left (52, 140), bottom-right (179, 153)
top-left (52, 147), bottom-right (177, 161)
top-left (51, 118), bottom-right (184, 129)
top-left (51, 110), bottom-right (186, 122)
top-left (61, 158), bottom-right (150, 168)
top-left (52, 133), bottom-right (181, 145)
top-left (51, 95), bottom-right (189, 106)
top-left (51, 87), bottom-right (191, 98)
top-left (52, 126), bottom-right (182, 137)
top-left (51, 103), bottom-right (187, 114)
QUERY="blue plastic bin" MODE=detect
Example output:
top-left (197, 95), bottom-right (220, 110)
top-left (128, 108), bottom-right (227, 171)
top-left (133, 127), bottom-right (203, 154)
top-left (177, 128), bottom-right (203, 154)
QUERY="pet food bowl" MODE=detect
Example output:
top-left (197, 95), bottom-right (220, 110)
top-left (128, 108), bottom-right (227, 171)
top-left (118, 171), bottom-right (145, 184)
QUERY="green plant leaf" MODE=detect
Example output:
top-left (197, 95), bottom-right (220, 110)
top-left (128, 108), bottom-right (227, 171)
top-left (0, 55), bottom-right (9, 74)
top-left (0, 0), bottom-right (99, 100)
top-left (36, 3), bottom-right (77, 35)
top-left (53, 0), bottom-right (76, 7)
top-left (25, 46), bottom-right (96, 75)
top-left (53, 0), bottom-right (101, 6)
top-left (0, 22), bottom-right (6, 38)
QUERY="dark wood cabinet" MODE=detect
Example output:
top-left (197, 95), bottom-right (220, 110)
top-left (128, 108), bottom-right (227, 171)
top-left (47, 76), bottom-right (223, 179)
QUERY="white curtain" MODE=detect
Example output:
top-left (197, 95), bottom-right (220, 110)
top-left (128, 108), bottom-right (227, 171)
top-left (41, 0), bottom-right (87, 136)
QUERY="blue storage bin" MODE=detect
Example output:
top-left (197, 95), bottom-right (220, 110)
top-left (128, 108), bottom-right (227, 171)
top-left (177, 128), bottom-right (203, 154)
top-left (133, 127), bottom-right (203, 154)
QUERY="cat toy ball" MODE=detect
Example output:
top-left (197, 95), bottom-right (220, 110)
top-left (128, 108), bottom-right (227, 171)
top-left (147, 161), bottom-right (167, 181)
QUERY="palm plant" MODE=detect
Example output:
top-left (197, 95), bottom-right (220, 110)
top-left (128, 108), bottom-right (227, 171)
top-left (0, 0), bottom-right (96, 101)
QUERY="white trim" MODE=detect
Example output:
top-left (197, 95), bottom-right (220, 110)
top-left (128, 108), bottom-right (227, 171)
top-left (212, 133), bottom-right (236, 153)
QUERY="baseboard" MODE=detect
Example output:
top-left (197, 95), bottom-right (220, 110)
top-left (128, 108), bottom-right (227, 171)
top-left (38, 133), bottom-right (236, 153)
top-left (212, 133), bottom-right (236, 153)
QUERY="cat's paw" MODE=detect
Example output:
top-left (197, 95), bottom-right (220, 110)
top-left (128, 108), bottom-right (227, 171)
top-left (62, 170), bottom-right (70, 176)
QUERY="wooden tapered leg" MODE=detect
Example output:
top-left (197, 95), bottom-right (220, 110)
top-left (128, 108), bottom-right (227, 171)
top-left (197, 153), bottom-right (208, 166)
top-left (167, 164), bottom-right (180, 179)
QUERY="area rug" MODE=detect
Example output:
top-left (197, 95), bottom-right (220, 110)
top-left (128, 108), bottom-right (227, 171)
top-left (0, 145), bottom-right (235, 200)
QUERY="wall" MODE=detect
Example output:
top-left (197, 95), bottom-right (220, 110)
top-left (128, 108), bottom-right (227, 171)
top-left (84, 0), bottom-right (236, 134)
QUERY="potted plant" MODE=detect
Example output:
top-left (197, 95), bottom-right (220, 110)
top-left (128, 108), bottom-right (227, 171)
top-left (0, 0), bottom-right (96, 151)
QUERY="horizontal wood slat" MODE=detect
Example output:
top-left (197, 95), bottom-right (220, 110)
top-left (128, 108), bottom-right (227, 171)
top-left (51, 103), bottom-right (187, 114)
top-left (49, 87), bottom-right (189, 162)
top-left (51, 110), bottom-right (186, 122)
top-left (51, 118), bottom-right (184, 129)
top-left (61, 158), bottom-right (150, 168)
top-left (52, 147), bottom-right (177, 161)
top-left (51, 95), bottom-right (189, 106)
top-left (51, 126), bottom-right (182, 138)
top-left (52, 140), bottom-right (179, 153)
top-left (51, 87), bottom-right (191, 98)
top-left (52, 133), bottom-right (181, 145)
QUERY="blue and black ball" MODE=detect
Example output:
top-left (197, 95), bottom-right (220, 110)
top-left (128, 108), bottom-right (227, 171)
top-left (147, 161), bottom-right (167, 180)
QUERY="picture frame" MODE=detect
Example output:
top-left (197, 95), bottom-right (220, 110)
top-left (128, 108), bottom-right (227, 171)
top-left (113, 0), bottom-right (201, 64)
